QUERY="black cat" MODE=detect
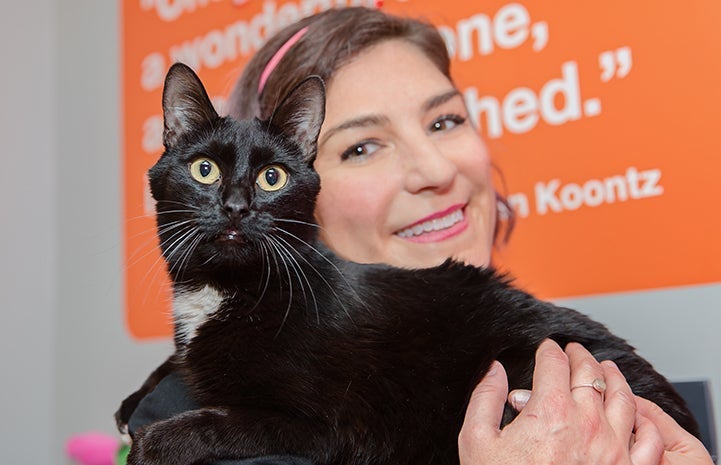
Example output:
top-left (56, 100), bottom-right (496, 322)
top-left (118, 63), bottom-right (698, 465)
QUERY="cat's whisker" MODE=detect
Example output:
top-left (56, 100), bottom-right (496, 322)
top-left (265, 236), bottom-right (284, 296)
top-left (264, 237), bottom-right (295, 338)
top-left (270, 236), bottom-right (318, 324)
top-left (144, 230), bottom-right (195, 289)
top-left (132, 223), bottom-right (195, 285)
top-left (158, 225), bottom-right (197, 264)
top-left (157, 220), bottom-right (197, 236)
top-left (271, 234), bottom-right (320, 325)
top-left (255, 240), bottom-right (268, 295)
top-left (269, 236), bottom-right (310, 305)
top-left (167, 229), bottom-right (204, 280)
top-left (273, 228), bottom-right (348, 281)
top-left (148, 225), bottom-right (199, 291)
top-left (198, 251), bottom-right (219, 267)
top-left (273, 227), bottom-right (361, 321)
top-left (274, 218), bottom-right (324, 231)
top-left (178, 234), bottom-right (207, 285)
top-left (173, 231), bottom-right (205, 284)
top-left (134, 224), bottom-right (198, 308)
top-left (125, 212), bottom-right (160, 223)
top-left (125, 202), bottom-right (197, 224)
top-left (241, 239), bottom-right (272, 315)
top-left (124, 233), bottom-right (161, 270)
top-left (154, 209), bottom-right (200, 217)
top-left (257, 240), bottom-right (275, 303)
top-left (127, 209), bottom-right (197, 224)
top-left (124, 219), bottom-right (196, 270)
top-left (246, 239), bottom-right (273, 314)
top-left (155, 199), bottom-right (201, 210)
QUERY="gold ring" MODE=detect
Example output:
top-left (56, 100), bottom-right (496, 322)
top-left (571, 378), bottom-right (607, 394)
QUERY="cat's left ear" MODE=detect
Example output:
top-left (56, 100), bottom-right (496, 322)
top-left (268, 76), bottom-right (326, 162)
top-left (162, 62), bottom-right (219, 148)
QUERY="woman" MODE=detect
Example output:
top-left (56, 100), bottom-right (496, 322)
top-left (131, 6), bottom-right (712, 465)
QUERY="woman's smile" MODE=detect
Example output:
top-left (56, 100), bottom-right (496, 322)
top-left (395, 204), bottom-right (468, 243)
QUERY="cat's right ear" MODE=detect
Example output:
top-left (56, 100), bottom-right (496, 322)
top-left (268, 75), bottom-right (326, 162)
top-left (162, 63), bottom-right (219, 148)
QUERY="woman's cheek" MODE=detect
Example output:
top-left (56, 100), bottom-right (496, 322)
top-left (315, 176), bottom-right (376, 233)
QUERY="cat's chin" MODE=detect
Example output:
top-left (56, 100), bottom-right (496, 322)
top-left (204, 232), bottom-right (261, 268)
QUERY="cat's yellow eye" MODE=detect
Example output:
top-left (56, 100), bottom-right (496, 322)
top-left (189, 158), bottom-right (221, 185)
top-left (256, 165), bottom-right (288, 192)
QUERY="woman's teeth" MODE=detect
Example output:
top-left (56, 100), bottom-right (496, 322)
top-left (396, 209), bottom-right (464, 238)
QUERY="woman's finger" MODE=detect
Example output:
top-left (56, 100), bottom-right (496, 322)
top-left (460, 361), bottom-right (508, 441)
top-left (566, 342), bottom-right (606, 406)
top-left (600, 360), bottom-right (637, 439)
top-left (629, 409), bottom-right (665, 465)
top-left (636, 396), bottom-right (710, 453)
top-left (523, 339), bottom-right (571, 410)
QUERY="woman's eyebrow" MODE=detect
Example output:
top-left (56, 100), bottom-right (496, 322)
top-left (319, 90), bottom-right (461, 146)
top-left (320, 114), bottom-right (390, 146)
top-left (422, 89), bottom-right (462, 113)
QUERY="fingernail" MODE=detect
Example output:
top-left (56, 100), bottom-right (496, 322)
top-left (601, 360), bottom-right (619, 370)
top-left (509, 390), bottom-right (531, 411)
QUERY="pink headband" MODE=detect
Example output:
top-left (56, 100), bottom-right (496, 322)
top-left (257, 26), bottom-right (309, 95)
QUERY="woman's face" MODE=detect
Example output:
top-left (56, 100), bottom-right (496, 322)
top-left (313, 40), bottom-right (496, 268)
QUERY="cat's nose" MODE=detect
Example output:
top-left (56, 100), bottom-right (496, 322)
top-left (222, 190), bottom-right (250, 220)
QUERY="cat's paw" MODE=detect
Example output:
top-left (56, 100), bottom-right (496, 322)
top-left (125, 428), bottom-right (166, 465)
top-left (114, 407), bottom-right (131, 445)
top-left (126, 418), bottom-right (199, 465)
top-left (127, 407), bottom-right (235, 465)
top-left (114, 411), bottom-right (134, 446)
top-left (115, 390), bottom-right (144, 434)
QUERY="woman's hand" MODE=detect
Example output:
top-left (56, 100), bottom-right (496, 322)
top-left (458, 339), bottom-right (678, 465)
top-left (634, 396), bottom-right (713, 465)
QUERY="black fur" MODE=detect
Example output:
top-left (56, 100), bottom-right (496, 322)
top-left (118, 63), bottom-right (698, 465)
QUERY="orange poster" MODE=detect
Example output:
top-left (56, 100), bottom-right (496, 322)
top-left (122, 1), bottom-right (721, 339)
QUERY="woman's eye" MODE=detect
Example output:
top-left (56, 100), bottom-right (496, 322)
top-left (256, 165), bottom-right (289, 192)
top-left (429, 114), bottom-right (466, 133)
top-left (340, 140), bottom-right (382, 161)
top-left (189, 158), bottom-right (221, 184)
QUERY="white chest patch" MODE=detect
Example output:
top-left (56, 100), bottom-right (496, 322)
top-left (173, 285), bottom-right (224, 345)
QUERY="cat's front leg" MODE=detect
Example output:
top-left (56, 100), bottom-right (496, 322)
top-left (127, 407), bottom-right (236, 465)
top-left (127, 405), bottom-right (332, 465)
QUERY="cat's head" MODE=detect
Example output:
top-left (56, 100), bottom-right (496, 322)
top-left (148, 63), bottom-right (326, 282)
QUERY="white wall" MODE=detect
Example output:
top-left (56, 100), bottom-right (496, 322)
top-left (53, 4), bottom-right (173, 464)
top-left (1, 2), bottom-right (57, 464)
top-left (0, 0), bottom-right (170, 463)
top-left (0, 1), bottom-right (717, 463)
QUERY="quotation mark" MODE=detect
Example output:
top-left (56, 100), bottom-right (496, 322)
top-left (599, 46), bottom-right (632, 82)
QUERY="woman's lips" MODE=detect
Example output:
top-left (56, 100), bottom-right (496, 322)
top-left (395, 205), bottom-right (468, 243)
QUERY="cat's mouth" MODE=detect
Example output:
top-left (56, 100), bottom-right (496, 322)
top-left (216, 229), bottom-right (244, 244)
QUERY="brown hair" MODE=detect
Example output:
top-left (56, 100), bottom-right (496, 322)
top-left (227, 6), bottom-right (514, 244)
top-left (227, 7), bottom-right (449, 120)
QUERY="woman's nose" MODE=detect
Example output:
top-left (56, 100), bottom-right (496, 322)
top-left (402, 138), bottom-right (458, 194)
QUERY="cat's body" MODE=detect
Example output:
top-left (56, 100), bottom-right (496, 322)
top-left (119, 63), bottom-right (698, 465)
